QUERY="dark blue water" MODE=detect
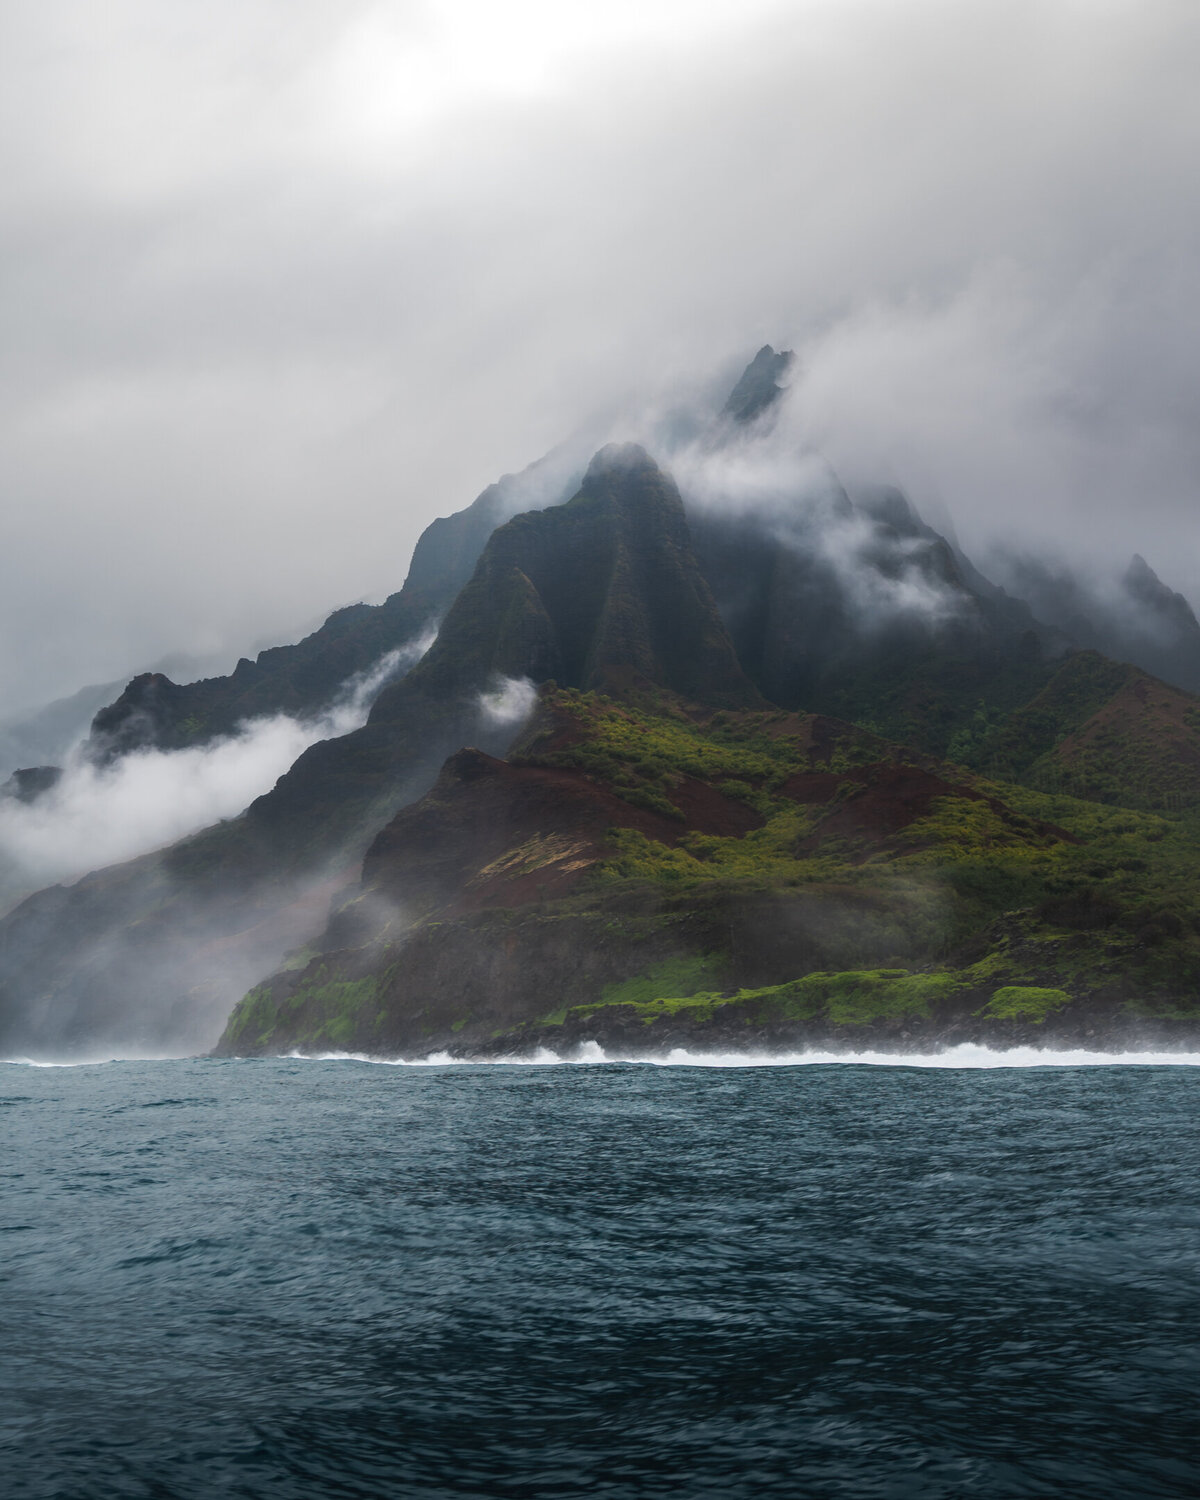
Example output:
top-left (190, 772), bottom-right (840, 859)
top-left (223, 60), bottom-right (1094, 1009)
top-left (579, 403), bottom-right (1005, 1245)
top-left (3, 1055), bottom-right (1199, 1499)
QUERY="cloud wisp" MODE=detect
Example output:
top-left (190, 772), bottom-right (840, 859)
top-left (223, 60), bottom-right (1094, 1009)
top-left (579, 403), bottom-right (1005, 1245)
top-left (0, 631), bottom-right (435, 907)
top-left (477, 676), bottom-right (539, 729)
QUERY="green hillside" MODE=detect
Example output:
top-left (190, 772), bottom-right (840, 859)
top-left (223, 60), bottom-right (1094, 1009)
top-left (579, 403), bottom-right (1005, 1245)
top-left (218, 686), bottom-right (1200, 1058)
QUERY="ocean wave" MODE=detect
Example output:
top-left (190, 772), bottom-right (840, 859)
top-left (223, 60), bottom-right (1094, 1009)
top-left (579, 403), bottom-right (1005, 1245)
top-left (1, 1051), bottom-right (192, 1067)
top-left (283, 1042), bottom-right (1200, 1069)
top-left (7, 1041), bottom-right (1200, 1069)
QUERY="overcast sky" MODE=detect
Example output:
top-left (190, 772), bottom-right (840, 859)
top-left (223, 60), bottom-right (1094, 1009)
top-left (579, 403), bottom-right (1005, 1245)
top-left (2, 0), bottom-right (1199, 714)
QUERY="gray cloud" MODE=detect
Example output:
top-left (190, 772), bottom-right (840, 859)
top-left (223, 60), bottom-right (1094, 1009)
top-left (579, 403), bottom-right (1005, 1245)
top-left (2, 0), bottom-right (1199, 712)
top-left (0, 629), bottom-right (433, 909)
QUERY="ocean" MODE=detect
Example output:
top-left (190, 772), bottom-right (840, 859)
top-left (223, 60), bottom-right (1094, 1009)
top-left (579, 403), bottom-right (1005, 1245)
top-left (2, 1052), bottom-right (1198, 1498)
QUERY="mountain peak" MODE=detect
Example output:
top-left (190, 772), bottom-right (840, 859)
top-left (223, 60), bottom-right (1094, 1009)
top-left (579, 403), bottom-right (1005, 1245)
top-left (1123, 553), bottom-right (1200, 635)
top-left (721, 345), bottom-right (794, 424)
top-left (584, 441), bottom-right (656, 479)
top-left (388, 447), bottom-right (759, 710)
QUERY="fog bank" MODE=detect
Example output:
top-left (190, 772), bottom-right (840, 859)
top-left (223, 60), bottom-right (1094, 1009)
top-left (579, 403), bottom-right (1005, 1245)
top-left (0, 637), bottom-right (431, 907)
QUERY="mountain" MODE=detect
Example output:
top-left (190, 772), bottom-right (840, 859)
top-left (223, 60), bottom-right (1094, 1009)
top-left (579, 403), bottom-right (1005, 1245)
top-left (0, 644), bottom-right (235, 781)
top-left (719, 344), bottom-right (794, 424)
top-left (995, 552), bottom-right (1200, 696)
top-left (961, 649), bottom-right (1200, 807)
top-left (84, 449), bottom-right (582, 763)
top-left (688, 479), bottom-right (1054, 754)
top-left (0, 443), bottom-right (751, 1058)
top-left (6, 346), bottom-right (1200, 1062)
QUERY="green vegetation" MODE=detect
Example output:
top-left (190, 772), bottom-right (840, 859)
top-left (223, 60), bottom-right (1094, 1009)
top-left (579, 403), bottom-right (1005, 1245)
top-left (221, 667), bottom-right (1200, 1055)
top-left (528, 692), bottom-right (796, 789)
top-left (598, 955), bottom-right (720, 1008)
top-left (964, 652), bottom-right (1200, 810)
top-left (222, 973), bottom-right (381, 1052)
top-left (530, 966), bottom-right (984, 1037)
top-left (792, 969), bottom-right (965, 1025)
top-left (523, 693), bottom-right (1200, 986)
top-left (983, 986), bottom-right (1073, 1023)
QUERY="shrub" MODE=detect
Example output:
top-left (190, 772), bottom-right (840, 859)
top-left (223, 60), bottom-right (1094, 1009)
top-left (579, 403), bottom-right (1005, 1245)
top-left (983, 985), bottom-right (1072, 1022)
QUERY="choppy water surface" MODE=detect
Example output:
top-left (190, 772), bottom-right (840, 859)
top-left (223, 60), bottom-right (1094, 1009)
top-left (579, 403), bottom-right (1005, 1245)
top-left (2, 1055), bottom-right (1199, 1499)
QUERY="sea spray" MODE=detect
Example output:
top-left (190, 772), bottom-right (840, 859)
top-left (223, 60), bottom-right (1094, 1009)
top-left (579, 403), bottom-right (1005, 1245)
top-left (281, 1042), bottom-right (1200, 1069)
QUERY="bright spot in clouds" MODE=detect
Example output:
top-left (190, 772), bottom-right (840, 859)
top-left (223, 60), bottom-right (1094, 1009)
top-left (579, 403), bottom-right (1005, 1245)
top-left (322, 0), bottom-right (788, 144)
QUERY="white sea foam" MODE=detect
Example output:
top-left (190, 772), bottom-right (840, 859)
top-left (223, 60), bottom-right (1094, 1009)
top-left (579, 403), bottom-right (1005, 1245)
top-left (1, 1052), bottom-right (191, 1066)
top-left (8, 1041), bottom-right (1200, 1069)
top-left (283, 1042), bottom-right (1200, 1070)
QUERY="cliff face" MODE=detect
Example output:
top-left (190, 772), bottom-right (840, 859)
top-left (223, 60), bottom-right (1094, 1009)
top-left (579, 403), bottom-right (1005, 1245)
top-left (688, 473), bottom-right (1057, 755)
top-left (719, 344), bottom-right (794, 424)
top-left (408, 443), bottom-right (759, 706)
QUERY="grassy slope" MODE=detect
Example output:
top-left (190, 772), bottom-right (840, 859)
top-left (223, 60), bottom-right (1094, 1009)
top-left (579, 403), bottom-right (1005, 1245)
top-left (219, 685), bottom-right (1200, 1055)
top-left (960, 650), bottom-right (1200, 809)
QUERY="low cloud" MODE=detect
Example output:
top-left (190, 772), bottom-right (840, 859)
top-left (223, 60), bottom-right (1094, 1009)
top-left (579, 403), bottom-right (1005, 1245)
top-left (666, 411), bottom-right (972, 632)
top-left (477, 676), bottom-right (538, 728)
top-left (0, 631), bottom-right (434, 908)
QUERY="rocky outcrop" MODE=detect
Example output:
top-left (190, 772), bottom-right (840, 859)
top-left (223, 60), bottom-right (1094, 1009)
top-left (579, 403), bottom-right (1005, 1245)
top-left (719, 344), bottom-right (794, 424)
top-left (0, 766), bottom-right (62, 804)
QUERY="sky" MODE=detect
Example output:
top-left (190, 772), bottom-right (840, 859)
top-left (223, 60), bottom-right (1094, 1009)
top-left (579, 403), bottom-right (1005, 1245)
top-left (3, 0), bottom-right (1199, 715)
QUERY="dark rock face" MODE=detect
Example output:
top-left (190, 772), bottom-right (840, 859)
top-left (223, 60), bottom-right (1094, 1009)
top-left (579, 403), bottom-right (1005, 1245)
top-left (0, 766), bottom-right (63, 804)
top-left (84, 599), bottom-right (430, 762)
top-left (238, 442), bottom-right (758, 863)
top-left (413, 443), bottom-right (760, 707)
top-left (688, 483), bottom-right (1054, 752)
top-left (720, 344), bottom-right (794, 424)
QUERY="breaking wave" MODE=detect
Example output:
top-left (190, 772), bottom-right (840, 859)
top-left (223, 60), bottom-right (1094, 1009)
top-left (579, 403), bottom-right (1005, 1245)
top-left (284, 1042), bottom-right (1200, 1069)
top-left (9, 1040), bottom-right (1200, 1069)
